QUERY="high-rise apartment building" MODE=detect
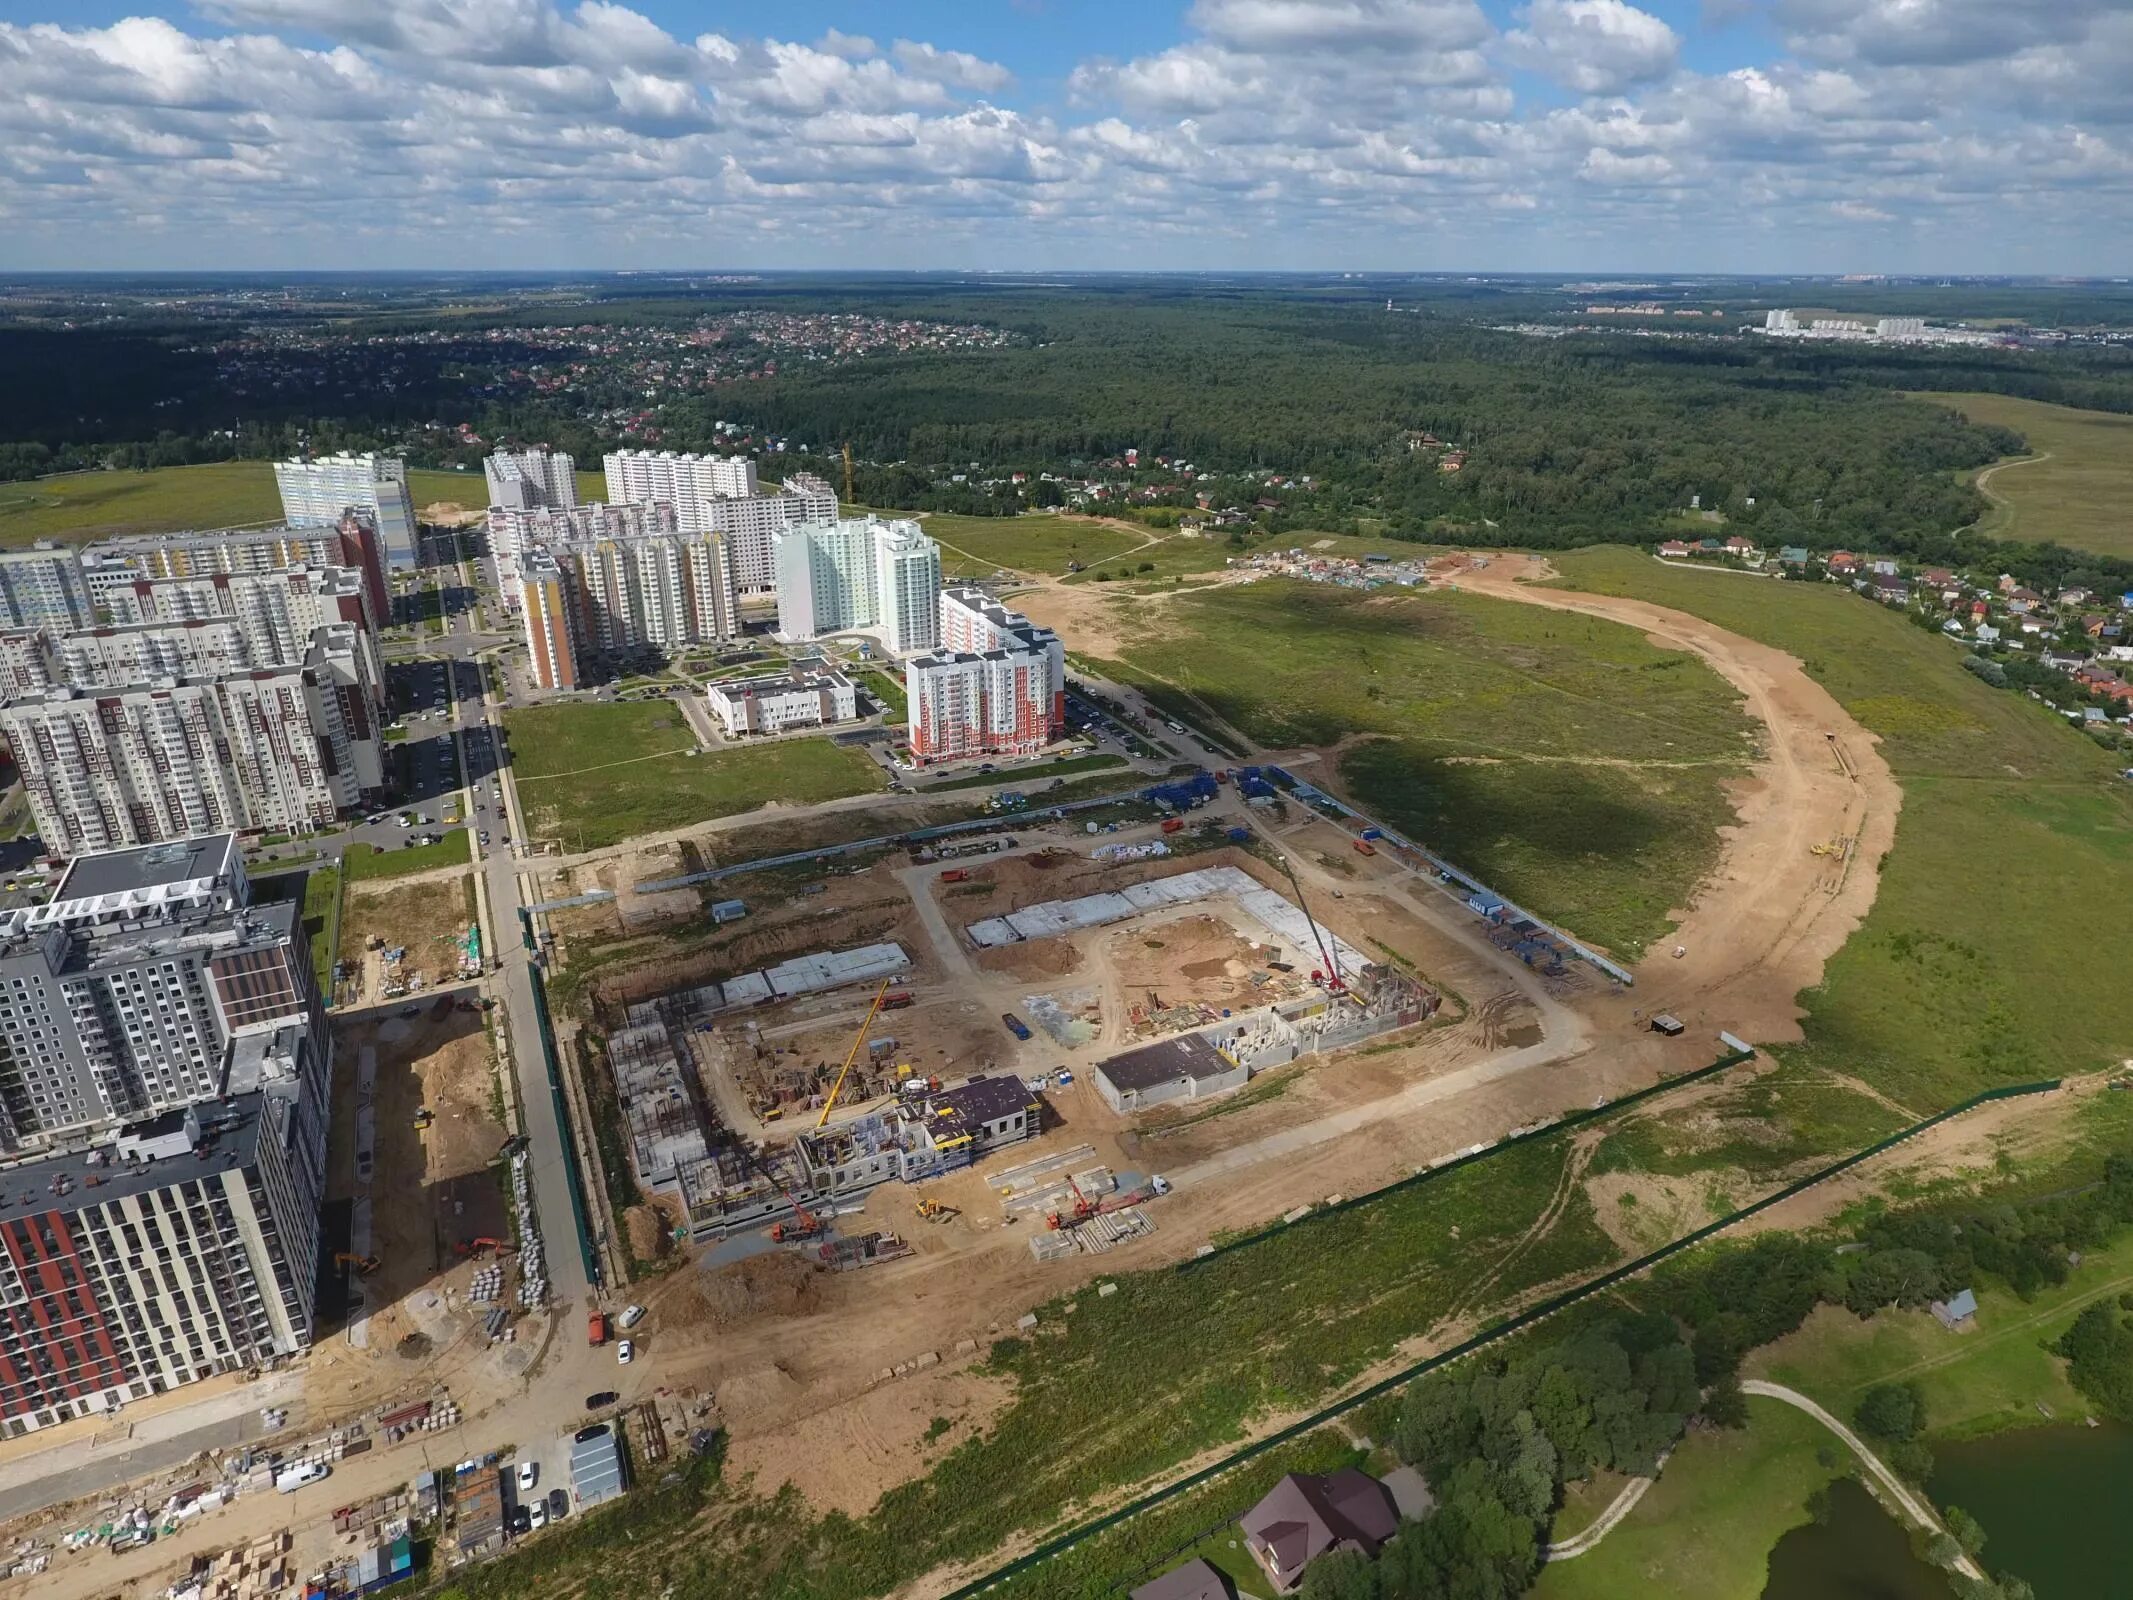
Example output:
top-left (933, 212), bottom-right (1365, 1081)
top-left (484, 447), bottom-right (578, 512)
top-left (485, 501), bottom-right (673, 611)
top-left (516, 521), bottom-right (740, 691)
top-left (603, 452), bottom-right (835, 591)
top-left (0, 544), bottom-right (94, 632)
top-left (274, 454), bottom-right (417, 569)
top-left (0, 835), bottom-right (330, 1433)
top-left (772, 517), bottom-right (940, 656)
top-left (82, 514), bottom-right (392, 631)
top-left (2, 624), bottom-right (384, 855)
top-left (906, 589), bottom-right (1066, 764)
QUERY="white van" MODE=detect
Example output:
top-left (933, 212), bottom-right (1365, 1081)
top-left (275, 1461), bottom-right (330, 1494)
top-left (618, 1304), bottom-right (646, 1330)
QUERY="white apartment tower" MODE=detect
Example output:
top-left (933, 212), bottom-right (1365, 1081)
top-left (604, 451), bottom-right (837, 590)
top-left (274, 454), bottom-right (418, 569)
top-left (772, 517), bottom-right (941, 656)
top-left (515, 518), bottom-right (742, 691)
top-left (0, 545), bottom-right (94, 631)
top-left (484, 447), bottom-right (578, 511)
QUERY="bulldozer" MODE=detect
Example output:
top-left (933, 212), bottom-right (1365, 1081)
top-left (915, 1197), bottom-right (959, 1224)
top-left (1809, 837), bottom-right (1852, 859)
top-left (334, 1252), bottom-right (380, 1275)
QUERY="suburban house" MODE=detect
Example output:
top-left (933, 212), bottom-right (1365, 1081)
top-left (1240, 1470), bottom-right (1402, 1593)
top-left (1931, 1288), bottom-right (1980, 1330)
top-left (1864, 572), bottom-right (1911, 605)
top-left (1827, 550), bottom-right (1861, 575)
top-left (1779, 546), bottom-right (1811, 568)
top-left (1658, 540), bottom-right (1692, 558)
top-left (1131, 1558), bottom-right (1237, 1600)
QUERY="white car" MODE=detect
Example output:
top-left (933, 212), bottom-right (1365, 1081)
top-left (616, 1339), bottom-right (634, 1365)
top-left (618, 1304), bottom-right (646, 1329)
top-left (517, 1461), bottom-right (538, 1493)
top-left (527, 1499), bottom-right (548, 1530)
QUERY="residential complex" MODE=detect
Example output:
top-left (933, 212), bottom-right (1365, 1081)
top-left (705, 670), bottom-right (859, 737)
top-left (0, 545), bottom-right (95, 632)
top-left (486, 499), bottom-right (673, 610)
top-left (906, 587), bottom-right (1065, 763)
top-left (603, 451), bottom-right (835, 590)
top-left (80, 514), bottom-right (393, 631)
top-left (1757, 309), bottom-right (1997, 347)
top-left (772, 516), bottom-right (941, 655)
top-left (274, 453), bottom-right (418, 568)
top-left (0, 835), bottom-right (331, 1433)
top-left (518, 517), bottom-right (741, 691)
top-left (483, 446), bottom-right (578, 511)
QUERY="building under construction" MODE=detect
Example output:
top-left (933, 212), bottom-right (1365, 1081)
top-left (1093, 962), bottom-right (1435, 1115)
top-left (670, 1076), bottom-right (1042, 1240)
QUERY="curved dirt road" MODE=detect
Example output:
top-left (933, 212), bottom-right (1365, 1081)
top-left (1452, 556), bottom-right (1901, 1044)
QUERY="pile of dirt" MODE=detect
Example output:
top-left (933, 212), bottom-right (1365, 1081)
top-left (975, 937), bottom-right (1082, 980)
top-left (625, 1204), bottom-right (672, 1262)
top-left (690, 1251), bottom-right (831, 1328)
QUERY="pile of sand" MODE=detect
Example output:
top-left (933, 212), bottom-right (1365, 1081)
top-left (976, 937), bottom-right (1082, 980)
top-left (690, 1251), bottom-right (829, 1328)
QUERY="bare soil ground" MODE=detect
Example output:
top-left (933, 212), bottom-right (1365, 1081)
top-left (337, 873), bottom-right (478, 1006)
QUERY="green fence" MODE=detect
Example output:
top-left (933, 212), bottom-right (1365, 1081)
top-left (520, 909), bottom-right (602, 1293)
top-left (1183, 1046), bottom-right (1758, 1271)
top-left (944, 1076), bottom-right (2064, 1598)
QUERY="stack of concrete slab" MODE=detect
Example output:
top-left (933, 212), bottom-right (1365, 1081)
top-left (763, 942), bottom-right (910, 998)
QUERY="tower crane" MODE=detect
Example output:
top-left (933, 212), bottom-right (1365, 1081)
top-left (815, 978), bottom-right (894, 1129)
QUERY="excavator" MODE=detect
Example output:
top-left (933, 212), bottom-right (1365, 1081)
top-left (453, 1236), bottom-right (513, 1257)
top-left (334, 1252), bottom-right (380, 1275)
top-left (915, 1197), bottom-right (959, 1224)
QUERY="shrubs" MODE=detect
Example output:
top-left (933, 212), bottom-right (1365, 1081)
top-left (1854, 1381), bottom-right (1934, 1482)
top-left (2054, 1300), bottom-right (2133, 1419)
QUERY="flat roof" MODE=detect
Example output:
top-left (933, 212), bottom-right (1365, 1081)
top-left (569, 1424), bottom-right (628, 1505)
top-left (1096, 1033), bottom-right (1236, 1094)
top-left (936, 1075), bottom-right (1037, 1125)
top-left (0, 1089), bottom-right (266, 1221)
top-left (56, 834), bottom-right (237, 903)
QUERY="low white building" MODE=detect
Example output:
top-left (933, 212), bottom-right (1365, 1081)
top-left (706, 670), bottom-right (859, 736)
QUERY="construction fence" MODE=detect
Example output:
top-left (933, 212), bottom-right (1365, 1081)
top-left (942, 1075), bottom-right (2064, 1599)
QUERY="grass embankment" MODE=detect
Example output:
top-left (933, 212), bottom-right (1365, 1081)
top-left (1918, 390), bottom-right (2133, 561)
top-left (341, 832), bottom-right (473, 883)
top-left (1097, 579), bottom-right (1759, 958)
top-left (297, 865), bottom-right (342, 995)
top-left (0, 461), bottom-right (284, 545)
top-left (859, 669), bottom-right (907, 722)
top-left (503, 701), bottom-right (885, 853)
top-left (919, 752), bottom-right (1126, 792)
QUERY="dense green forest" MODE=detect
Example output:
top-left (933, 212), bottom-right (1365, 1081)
top-left (5, 280), bottom-right (2133, 564)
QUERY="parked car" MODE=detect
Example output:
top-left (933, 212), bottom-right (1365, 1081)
top-left (517, 1461), bottom-right (538, 1492)
top-left (616, 1339), bottom-right (634, 1365)
top-left (527, 1500), bottom-right (547, 1530)
top-left (509, 1507), bottom-right (531, 1536)
top-left (547, 1488), bottom-right (569, 1520)
top-left (619, 1304), bottom-right (646, 1329)
top-left (584, 1391), bottom-right (618, 1410)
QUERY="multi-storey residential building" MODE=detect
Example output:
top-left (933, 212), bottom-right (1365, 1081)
top-left (516, 523), bottom-right (740, 691)
top-left (521, 552), bottom-right (580, 693)
top-left (906, 590), bottom-right (1066, 764)
top-left (603, 451), bottom-right (835, 591)
top-left (0, 835), bottom-right (330, 1433)
top-left (484, 500), bottom-right (673, 611)
top-left (99, 565), bottom-right (381, 689)
top-left (483, 447), bottom-right (578, 512)
top-left (82, 514), bottom-right (391, 631)
top-left (705, 670), bottom-right (859, 736)
top-left (772, 517), bottom-right (940, 655)
top-left (0, 544), bottom-right (94, 631)
top-left (3, 626), bottom-right (384, 855)
top-left (274, 454), bottom-right (417, 569)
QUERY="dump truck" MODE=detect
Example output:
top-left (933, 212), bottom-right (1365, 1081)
top-left (1160, 817), bottom-right (1185, 835)
top-left (940, 869), bottom-right (970, 884)
top-left (1353, 839), bottom-right (1376, 856)
top-left (587, 1311), bottom-right (608, 1347)
top-left (880, 990), bottom-right (915, 1011)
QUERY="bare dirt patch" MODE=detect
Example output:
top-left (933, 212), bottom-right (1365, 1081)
top-left (726, 1370), bottom-right (1013, 1518)
top-left (975, 935), bottom-right (1082, 981)
top-left (1585, 1170), bottom-right (1721, 1254)
top-left (337, 875), bottom-right (478, 1005)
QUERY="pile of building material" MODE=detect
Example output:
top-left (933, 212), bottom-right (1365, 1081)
top-left (508, 1149), bottom-right (547, 1308)
top-left (984, 1144), bottom-right (1099, 1205)
top-left (1072, 1207), bottom-right (1155, 1254)
top-left (964, 866), bottom-right (1364, 974)
top-left (681, 942), bottom-right (912, 1015)
top-left (468, 1263), bottom-right (505, 1305)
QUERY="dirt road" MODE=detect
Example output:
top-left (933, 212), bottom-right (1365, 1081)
top-left (1453, 555), bottom-right (1900, 1044)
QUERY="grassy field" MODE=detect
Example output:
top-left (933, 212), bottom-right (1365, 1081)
top-left (341, 832), bottom-right (472, 882)
top-left (919, 752), bottom-right (1126, 792)
top-left (1531, 1398), bottom-right (1845, 1600)
top-left (918, 512), bottom-right (1149, 578)
top-left (0, 461), bottom-right (284, 545)
top-left (1553, 545), bottom-right (2133, 1114)
top-left (504, 701), bottom-right (884, 852)
top-left (1917, 390), bottom-right (2133, 560)
top-left (859, 669), bottom-right (907, 722)
top-left (1097, 578), bottom-right (1759, 958)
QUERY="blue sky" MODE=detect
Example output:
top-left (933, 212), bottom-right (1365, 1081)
top-left (0, 1), bottom-right (2126, 273)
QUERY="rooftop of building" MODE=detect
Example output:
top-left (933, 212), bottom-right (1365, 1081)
top-left (1095, 1033), bottom-right (1239, 1093)
top-left (708, 668), bottom-right (855, 701)
top-left (57, 833), bottom-right (239, 906)
top-left (0, 1023), bottom-right (314, 1220)
top-left (934, 1074), bottom-right (1040, 1126)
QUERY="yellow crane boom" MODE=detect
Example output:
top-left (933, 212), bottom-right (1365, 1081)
top-left (816, 978), bottom-right (894, 1129)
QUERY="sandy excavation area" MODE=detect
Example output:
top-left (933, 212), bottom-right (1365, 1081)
top-left (616, 552), bottom-right (1912, 1524)
top-left (336, 869), bottom-right (479, 1006)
